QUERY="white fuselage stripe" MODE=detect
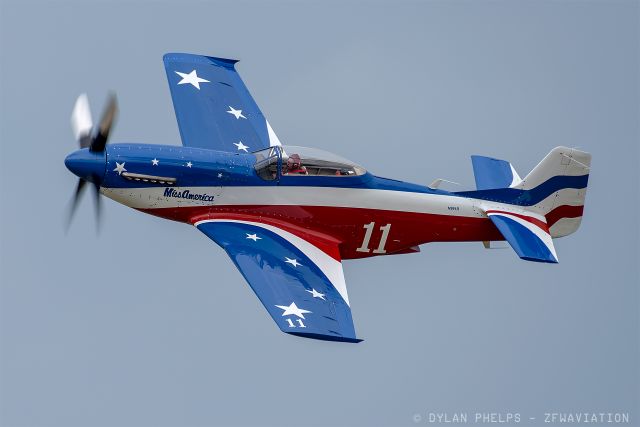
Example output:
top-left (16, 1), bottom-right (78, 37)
top-left (101, 185), bottom-right (585, 221)
top-left (103, 186), bottom-right (483, 217)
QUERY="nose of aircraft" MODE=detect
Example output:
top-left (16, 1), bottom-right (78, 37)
top-left (64, 148), bottom-right (106, 183)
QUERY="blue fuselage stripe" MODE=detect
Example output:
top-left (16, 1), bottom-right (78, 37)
top-left (454, 174), bottom-right (589, 206)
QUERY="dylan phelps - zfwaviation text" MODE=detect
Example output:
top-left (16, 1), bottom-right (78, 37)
top-left (418, 412), bottom-right (630, 424)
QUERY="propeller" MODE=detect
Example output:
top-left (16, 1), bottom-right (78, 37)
top-left (66, 93), bottom-right (118, 231)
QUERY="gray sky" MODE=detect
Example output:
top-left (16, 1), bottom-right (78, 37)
top-left (1, 1), bottom-right (638, 426)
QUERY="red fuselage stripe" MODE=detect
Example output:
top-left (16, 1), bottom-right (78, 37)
top-left (485, 210), bottom-right (550, 232)
top-left (546, 205), bottom-right (584, 227)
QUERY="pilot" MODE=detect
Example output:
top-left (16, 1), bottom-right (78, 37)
top-left (285, 154), bottom-right (308, 175)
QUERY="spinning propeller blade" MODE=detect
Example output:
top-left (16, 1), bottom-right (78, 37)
top-left (71, 93), bottom-right (93, 149)
top-left (66, 93), bottom-right (117, 231)
top-left (91, 92), bottom-right (118, 152)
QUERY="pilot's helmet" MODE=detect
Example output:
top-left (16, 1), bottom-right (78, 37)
top-left (287, 154), bottom-right (302, 169)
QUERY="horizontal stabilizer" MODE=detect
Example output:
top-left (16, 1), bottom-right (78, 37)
top-left (485, 209), bottom-right (558, 263)
top-left (428, 178), bottom-right (460, 190)
top-left (471, 155), bottom-right (521, 190)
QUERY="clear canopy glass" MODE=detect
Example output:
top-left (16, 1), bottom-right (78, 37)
top-left (282, 145), bottom-right (367, 177)
top-left (253, 145), bottom-right (367, 180)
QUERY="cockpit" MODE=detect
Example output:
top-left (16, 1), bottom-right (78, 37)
top-left (253, 145), bottom-right (367, 181)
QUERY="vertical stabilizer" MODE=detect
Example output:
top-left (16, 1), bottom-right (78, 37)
top-left (514, 147), bottom-right (591, 237)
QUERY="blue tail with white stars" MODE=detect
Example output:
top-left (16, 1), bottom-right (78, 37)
top-left (163, 53), bottom-right (281, 153)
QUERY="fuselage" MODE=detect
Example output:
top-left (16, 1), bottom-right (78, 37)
top-left (68, 143), bottom-right (505, 260)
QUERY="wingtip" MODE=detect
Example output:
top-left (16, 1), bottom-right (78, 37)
top-left (287, 332), bottom-right (363, 343)
top-left (520, 255), bottom-right (559, 264)
top-left (163, 52), bottom-right (239, 68)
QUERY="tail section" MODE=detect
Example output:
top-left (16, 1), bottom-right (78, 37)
top-left (513, 147), bottom-right (591, 237)
top-left (465, 147), bottom-right (591, 238)
top-left (462, 147), bottom-right (591, 264)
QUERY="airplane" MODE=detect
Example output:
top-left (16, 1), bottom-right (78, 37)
top-left (64, 52), bottom-right (591, 343)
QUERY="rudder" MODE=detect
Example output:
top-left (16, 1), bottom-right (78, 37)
top-left (513, 147), bottom-right (591, 238)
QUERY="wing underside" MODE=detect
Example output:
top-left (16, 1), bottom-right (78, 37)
top-left (196, 219), bottom-right (360, 343)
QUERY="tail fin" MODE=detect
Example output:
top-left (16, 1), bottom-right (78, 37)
top-left (467, 147), bottom-right (590, 264)
top-left (513, 147), bottom-right (591, 237)
top-left (466, 147), bottom-right (591, 238)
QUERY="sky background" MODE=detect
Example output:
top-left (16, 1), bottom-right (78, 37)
top-left (1, 1), bottom-right (638, 426)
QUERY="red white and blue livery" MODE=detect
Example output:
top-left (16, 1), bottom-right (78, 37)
top-left (64, 53), bottom-right (591, 343)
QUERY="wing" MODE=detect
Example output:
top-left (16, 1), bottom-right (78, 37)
top-left (195, 219), bottom-right (361, 343)
top-left (163, 53), bottom-right (281, 152)
top-left (485, 209), bottom-right (558, 263)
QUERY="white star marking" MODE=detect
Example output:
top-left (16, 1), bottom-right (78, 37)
top-left (217, 173), bottom-right (223, 178)
top-left (151, 158), bottom-right (159, 166)
top-left (226, 106), bottom-right (246, 119)
top-left (113, 162), bottom-right (127, 175)
top-left (306, 288), bottom-right (326, 300)
top-left (285, 257), bottom-right (301, 268)
top-left (186, 161), bottom-right (193, 168)
top-left (175, 70), bottom-right (210, 90)
top-left (275, 302), bottom-right (312, 319)
top-left (234, 141), bottom-right (249, 152)
top-left (246, 233), bottom-right (261, 242)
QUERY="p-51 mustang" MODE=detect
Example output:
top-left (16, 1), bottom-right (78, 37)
top-left (65, 53), bottom-right (591, 343)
